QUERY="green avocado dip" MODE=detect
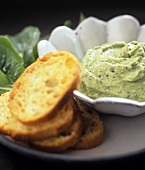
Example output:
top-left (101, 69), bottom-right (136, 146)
top-left (78, 41), bottom-right (145, 102)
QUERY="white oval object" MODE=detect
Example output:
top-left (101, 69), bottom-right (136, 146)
top-left (137, 24), bottom-right (145, 42)
top-left (107, 15), bottom-right (140, 43)
top-left (49, 26), bottom-right (83, 61)
top-left (75, 16), bottom-right (107, 55)
top-left (37, 40), bottom-right (57, 58)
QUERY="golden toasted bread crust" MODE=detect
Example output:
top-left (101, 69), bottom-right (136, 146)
top-left (73, 99), bottom-right (104, 149)
top-left (8, 51), bottom-right (81, 124)
top-left (0, 92), bottom-right (12, 136)
top-left (29, 101), bottom-right (83, 152)
top-left (0, 91), bottom-right (74, 141)
top-left (0, 50), bottom-right (104, 153)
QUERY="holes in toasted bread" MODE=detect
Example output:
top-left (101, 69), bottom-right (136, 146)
top-left (45, 79), bottom-right (58, 87)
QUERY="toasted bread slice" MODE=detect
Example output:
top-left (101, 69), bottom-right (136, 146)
top-left (0, 91), bottom-right (74, 141)
top-left (73, 99), bottom-right (104, 149)
top-left (29, 100), bottom-right (83, 153)
top-left (8, 51), bottom-right (81, 124)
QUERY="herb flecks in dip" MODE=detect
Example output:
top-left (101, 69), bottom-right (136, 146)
top-left (79, 41), bottom-right (145, 102)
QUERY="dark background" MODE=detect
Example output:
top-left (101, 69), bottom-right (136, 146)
top-left (0, 0), bottom-right (145, 37)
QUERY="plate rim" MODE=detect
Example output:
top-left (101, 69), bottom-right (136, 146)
top-left (0, 133), bottom-right (145, 163)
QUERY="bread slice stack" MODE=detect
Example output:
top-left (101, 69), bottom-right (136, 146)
top-left (0, 50), bottom-right (104, 152)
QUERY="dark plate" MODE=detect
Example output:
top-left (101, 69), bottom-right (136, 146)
top-left (0, 113), bottom-right (145, 163)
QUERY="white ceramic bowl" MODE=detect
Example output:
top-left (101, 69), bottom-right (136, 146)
top-left (37, 14), bottom-right (145, 117)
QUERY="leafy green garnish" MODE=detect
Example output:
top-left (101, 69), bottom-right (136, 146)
top-left (7, 26), bottom-right (41, 68)
top-left (64, 12), bottom-right (85, 28)
top-left (79, 12), bottom-right (85, 23)
top-left (0, 36), bottom-right (25, 93)
top-left (0, 26), bottom-right (41, 94)
top-left (0, 70), bottom-right (13, 94)
top-left (64, 20), bottom-right (72, 27)
top-left (0, 36), bottom-right (25, 81)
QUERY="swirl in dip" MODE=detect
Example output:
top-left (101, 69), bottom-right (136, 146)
top-left (79, 41), bottom-right (145, 102)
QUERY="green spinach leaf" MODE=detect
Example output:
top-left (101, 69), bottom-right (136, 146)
top-left (0, 36), bottom-right (25, 83)
top-left (8, 26), bottom-right (41, 68)
top-left (0, 70), bottom-right (13, 94)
